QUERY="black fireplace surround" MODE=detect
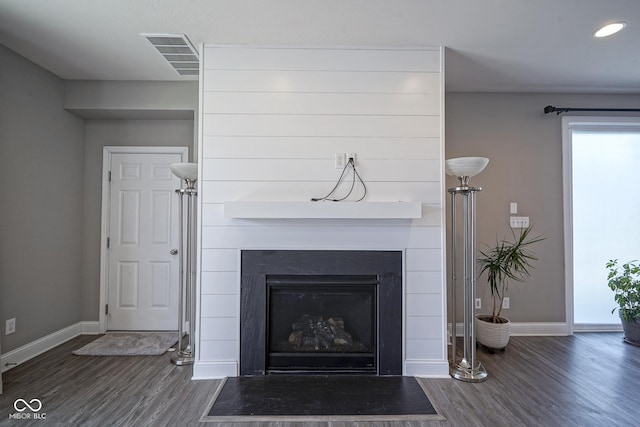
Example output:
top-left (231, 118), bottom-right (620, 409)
top-left (240, 250), bottom-right (402, 375)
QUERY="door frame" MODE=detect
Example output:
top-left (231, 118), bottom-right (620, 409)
top-left (562, 116), bottom-right (640, 334)
top-left (99, 146), bottom-right (189, 333)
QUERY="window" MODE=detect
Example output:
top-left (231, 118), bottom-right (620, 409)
top-left (563, 117), bottom-right (640, 330)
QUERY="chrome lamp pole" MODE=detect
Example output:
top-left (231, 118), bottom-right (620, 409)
top-left (446, 157), bottom-right (489, 383)
top-left (169, 163), bottom-right (198, 366)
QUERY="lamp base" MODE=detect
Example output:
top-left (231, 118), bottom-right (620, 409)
top-left (450, 361), bottom-right (488, 382)
top-left (171, 350), bottom-right (194, 366)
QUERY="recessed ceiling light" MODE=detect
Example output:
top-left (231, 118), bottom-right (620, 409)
top-left (594, 21), bottom-right (627, 38)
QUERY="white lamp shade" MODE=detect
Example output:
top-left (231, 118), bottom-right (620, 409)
top-left (169, 163), bottom-right (198, 181)
top-left (445, 157), bottom-right (489, 178)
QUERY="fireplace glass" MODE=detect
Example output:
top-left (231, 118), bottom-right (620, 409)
top-left (266, 275), bottom-right (377, 373)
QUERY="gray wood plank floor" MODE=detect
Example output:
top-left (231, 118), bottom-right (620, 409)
top-left (1, 333), bottom-right (639, 426)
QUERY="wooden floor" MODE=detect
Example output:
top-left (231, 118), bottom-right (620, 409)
top-left (1, 333), bottom-right (639, 426)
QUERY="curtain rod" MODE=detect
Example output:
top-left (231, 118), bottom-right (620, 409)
top-left (544, 105), bottom-right (640, 115)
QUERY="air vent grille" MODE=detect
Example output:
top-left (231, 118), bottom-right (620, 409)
top-left (142, 33), bottom-right (199, 78)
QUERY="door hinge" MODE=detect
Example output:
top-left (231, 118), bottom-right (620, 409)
top-left (108, 171), bottom-right (112, 182)
top-left (107, 237), bottom-right (110, 248)
top-left (105, 304), bottom-right (109, 315)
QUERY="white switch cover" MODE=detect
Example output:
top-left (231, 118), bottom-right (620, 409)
top-left (510, 202), bottom-right (518, 214)
top-left (335, 153), bottom-right (346, 169)
top-left (510, 216), bottom-right (530, 228)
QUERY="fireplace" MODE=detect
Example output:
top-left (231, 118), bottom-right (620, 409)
top-left (267, 275), bottom-right (377, 373)
top-left (240, 250), bottom-right (402, 375)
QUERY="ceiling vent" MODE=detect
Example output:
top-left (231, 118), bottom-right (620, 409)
top-left (142, 33), bottom-right (199, 77)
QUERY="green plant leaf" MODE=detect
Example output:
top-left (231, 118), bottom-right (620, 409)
top-left (477, 225), bottom-right (545, 318)
top-left (606, 259), bottom-right (640, 321)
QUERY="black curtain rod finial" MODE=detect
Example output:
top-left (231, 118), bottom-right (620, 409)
top-left (544, 105), bottom-right (569, 115)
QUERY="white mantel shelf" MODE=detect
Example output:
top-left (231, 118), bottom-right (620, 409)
top-left (224, 201), bottom-right (422, 219)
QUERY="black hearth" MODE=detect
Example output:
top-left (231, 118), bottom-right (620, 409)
top-left (240, 250), bottom-right (402, 375)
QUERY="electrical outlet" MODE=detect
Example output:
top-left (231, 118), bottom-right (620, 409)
top-left (510, 216), bottom-right (530, 228)
top-left (503, 297), bottom-right (510, 309)
top-left (6, 318), bottom-right (16, 335)
top-left (347, 152), bottom-right (357, 165)
top-left (475, 298), bottom-right (481, 309)
top-left (335, 153), bottom-right (346, 169)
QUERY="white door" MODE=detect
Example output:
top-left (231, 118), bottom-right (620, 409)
top-left (106, 150), bottom-right (185, 330)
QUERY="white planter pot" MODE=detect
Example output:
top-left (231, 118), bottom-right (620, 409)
top-left (476, 315), bottom-right (511, 350)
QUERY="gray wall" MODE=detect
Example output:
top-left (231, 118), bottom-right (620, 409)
top-left (0, 45), bottom-right (85, 352)
top-left (445, 92), bottom-right (640, 322)
top-left (1, 47), bottom-right (197, 353)
top-left (81, 120), bottom-right (194, 320)
top-left (64, 81), bottom-right (198, 114)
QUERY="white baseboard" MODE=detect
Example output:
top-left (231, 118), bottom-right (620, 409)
top-left (510, 322), bottom-right (570, 336)
top-left (573, 323), bottom-right (622, 333)
top-left (192, 359), bottom-right (451, 379)
top-left (80, 321), bottom-right (101, 335)
top-left (405, 360), bottom-right (450, 378)
top-left (192, 361), bottom-right (237, 380)
top-left (1, 321), bottom-right (100, 373)
top-left (450, 321), bottom-right (570, 337)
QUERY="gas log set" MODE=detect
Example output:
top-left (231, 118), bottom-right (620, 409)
top-left (273, 314), bottom-right (368, 353)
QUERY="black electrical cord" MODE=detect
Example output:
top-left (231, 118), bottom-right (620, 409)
top-left (352, 164), bottom-right (367, 202)
top-left (311, 158), bottom-right (367, 202)
top-left (310, 159), bottom-right (351, 202)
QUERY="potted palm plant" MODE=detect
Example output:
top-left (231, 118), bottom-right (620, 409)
top-left (476, 225), bottom-right (544, 350)
top-left (606, 259), bottom-right (640, 346)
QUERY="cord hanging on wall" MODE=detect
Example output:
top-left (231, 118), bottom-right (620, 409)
top-left (311, 157), bottom-right (367, 202)
top-left (544, 105), bottom-right (640, 115)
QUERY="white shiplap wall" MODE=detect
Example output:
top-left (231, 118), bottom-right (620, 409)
top-left (196, 45), bottom-right (448, 378)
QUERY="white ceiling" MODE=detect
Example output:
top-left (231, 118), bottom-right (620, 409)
top-left (0, 0), bottom-right (638, 93)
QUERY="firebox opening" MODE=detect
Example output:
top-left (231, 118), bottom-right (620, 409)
top-left (266, 275), bottom-right (377, 374)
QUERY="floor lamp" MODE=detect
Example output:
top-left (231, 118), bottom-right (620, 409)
top-left (446, 157), bottom-right (489, 382)
top-left (169, 163), bottom-right (198, 366)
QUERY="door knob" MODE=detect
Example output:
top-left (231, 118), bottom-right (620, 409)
top-left (170, 249), bottom-right (178, 255)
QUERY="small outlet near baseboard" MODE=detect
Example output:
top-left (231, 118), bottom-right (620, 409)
top-left (475, 298), bottom-right (481, 309)
top-left (6, 318), bottom-right (16, 335)
top-left (503, 297), bottom-right (510, 309)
